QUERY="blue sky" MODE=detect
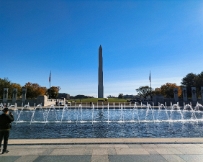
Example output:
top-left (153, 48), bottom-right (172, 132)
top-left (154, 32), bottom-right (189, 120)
top-left (0, 0), bottom-right (203, 97)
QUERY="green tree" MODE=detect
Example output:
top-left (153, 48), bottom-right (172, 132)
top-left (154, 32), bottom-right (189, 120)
top-left (181, 73), bottom-right (197, 97)
top-left (136, 86), bottom-right (152, 99)
top-left (194, 71), bottom-right (203, 97)
top-left (118, 93), bottom-right (123, 99)
top-left (48, 86), bottom-right (60, 99)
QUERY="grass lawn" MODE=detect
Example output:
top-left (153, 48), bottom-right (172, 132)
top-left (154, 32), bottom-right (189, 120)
top-left (68, 98), bottom-right (128, 103)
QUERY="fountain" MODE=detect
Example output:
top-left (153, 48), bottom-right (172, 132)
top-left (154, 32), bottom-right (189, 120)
top-left (1, 102), bottom-right (203, 139)
top-left (0, 103), bottom-right (4, 111)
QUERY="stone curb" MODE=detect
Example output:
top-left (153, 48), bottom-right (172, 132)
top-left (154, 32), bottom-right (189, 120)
top-left (9, 138), bottom-right (203, 145)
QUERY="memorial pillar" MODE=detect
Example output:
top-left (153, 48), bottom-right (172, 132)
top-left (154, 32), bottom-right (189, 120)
top-left (3, 88), bottom-right (8, 103)
top-left (182, 87), bottom-right (187, 102)
top-left (22, 88), bottom-right (27, 102)
top-left (173, 88), bottom-right (178, 102)
top-left (191, 87), bottom-right (197, 102)
top-left (12, 88), bottom-right (17, 103)
top-left (201, 87), bottom-right (203, 102)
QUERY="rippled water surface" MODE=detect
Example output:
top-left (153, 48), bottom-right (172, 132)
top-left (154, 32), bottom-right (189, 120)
top-left (9, 107), bottom-right (203, 138)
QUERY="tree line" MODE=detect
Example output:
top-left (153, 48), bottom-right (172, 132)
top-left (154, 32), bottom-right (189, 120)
top-left (136, 71), bottom-right (203, 99)
top-left (0, 78), bottom-right (60, 99)
top-left (70, 95), bottom-right (94, 99)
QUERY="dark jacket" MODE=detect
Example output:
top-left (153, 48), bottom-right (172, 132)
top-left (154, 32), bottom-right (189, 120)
top-left (0, 113), bottom-right (14, 130)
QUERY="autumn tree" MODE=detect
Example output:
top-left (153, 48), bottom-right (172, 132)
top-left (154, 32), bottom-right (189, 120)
top-left (0, 78), bottom-right (23, 99)
top-left (152, 88), bottom-right (161, 95)
top-left (160, 83), bottom-right (181, 98)
top-left (136, 86), bottom-right (152, 99)
top-left (11, 83), bottom-right (22, 98)
top-left (24, 82), bottom-right (47, 99)
top-left (0, 78), bottom-right (49, 99)
top-left (0, 78), bottom-right (12, 99)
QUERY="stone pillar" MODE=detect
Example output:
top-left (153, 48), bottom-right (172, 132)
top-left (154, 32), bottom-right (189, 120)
top-left (191, 87), bottom-right (197, 102)
top-left (22, 88), bottom-right (27, 102)
top-left (201, 87), bottom-right (203, 102)
top-left (173, 88), bottom-right (178, 102)
top-left (37, 95), bottom-right (46, 106)
top-left (182, 87), bottom-right (187, 102)
top-left (12, 88), bottom-right (17, 103)
top-left (3, 88), bottom-right (8, 103)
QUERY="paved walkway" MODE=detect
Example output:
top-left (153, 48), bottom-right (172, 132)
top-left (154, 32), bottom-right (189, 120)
top-left (1, 138), bottom-right (203, 162)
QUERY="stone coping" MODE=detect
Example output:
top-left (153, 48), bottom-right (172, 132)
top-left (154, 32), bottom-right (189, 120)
top-left (9, 138), bottom-right (203, 145)
top-left (8, 106), bottom-right (196, 110)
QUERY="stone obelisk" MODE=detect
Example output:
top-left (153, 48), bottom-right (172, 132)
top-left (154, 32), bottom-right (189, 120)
top-left (98, 45), bottom-right (104, 98)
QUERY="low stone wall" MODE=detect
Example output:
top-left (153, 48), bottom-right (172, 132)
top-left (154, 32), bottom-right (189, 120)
top-left (1, 96), bottom-right (202, 107)
top-left (0, 95), bottom-right (56, 107)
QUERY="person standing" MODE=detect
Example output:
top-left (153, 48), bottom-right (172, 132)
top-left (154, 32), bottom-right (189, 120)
top-left (0, 108), bottom-right (14, 154)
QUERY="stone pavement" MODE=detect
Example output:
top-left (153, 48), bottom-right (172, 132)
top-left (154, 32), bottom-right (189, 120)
top-left (1, 143), bottom-right (203, 162)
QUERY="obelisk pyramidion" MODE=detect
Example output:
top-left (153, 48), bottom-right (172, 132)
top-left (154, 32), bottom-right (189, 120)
top-left (98, 45), bottom-right (104, 98)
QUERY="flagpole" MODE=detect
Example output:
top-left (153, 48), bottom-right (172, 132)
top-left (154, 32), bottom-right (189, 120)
top-left (150, 76), bottom-right (151, 90)
top-left (149, 71), bottom-right (151, 88)
top-left (49, 71), bottom-right (51, 99)
top-left (49, 71), bottom-right (51, 88)
top-left (149, 71), bottom-right (151, 100)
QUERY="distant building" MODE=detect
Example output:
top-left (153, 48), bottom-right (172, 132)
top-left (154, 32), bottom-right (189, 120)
top-left (107, 95), bottom-right (116, 98)
top-left (58, 93), bottom-right (70, 99)
top-left (123, 94), bottom-right (136, 99)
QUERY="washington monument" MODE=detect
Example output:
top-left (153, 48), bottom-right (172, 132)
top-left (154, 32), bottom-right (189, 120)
top-left (98, 45), bottom-right (104, 98)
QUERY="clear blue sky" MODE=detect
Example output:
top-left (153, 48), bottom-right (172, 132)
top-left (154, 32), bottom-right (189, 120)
top-left (0, 0), bottom-right (203, 97)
